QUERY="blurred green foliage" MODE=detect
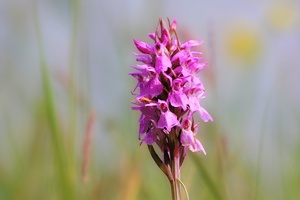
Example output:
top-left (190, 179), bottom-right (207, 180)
top-left (1, 0), bottom-right (300, 200)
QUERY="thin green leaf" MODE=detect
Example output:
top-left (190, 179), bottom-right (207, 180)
top-left (177, 179), bottom-right (189, 200)
top-left (148, 145), bottom-right (173, 181)
top-left (190, 154), bottom-right (222, 200)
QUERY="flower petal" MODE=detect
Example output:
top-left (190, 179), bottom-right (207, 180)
top-left (133, 39), bottom-right (153, 54)
top-left (142, 128), bottom-right (157, 144)
top-left (189, 139), bottom-right (206, 154)
top-left (157, 111), bottom-right (179, 132)
top-left (180, 129), bottom-right (194, 146)
top-left (155, 54), bottom-right (172, 73)
top-left (199, 107), bottom-right (213, 122)
top-left (181, 40), bottom-right (203, 49)
top-left (169, 90), bottom-right (188, 110)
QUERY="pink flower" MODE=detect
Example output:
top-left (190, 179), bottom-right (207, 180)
top-left (180, 118), bottom-right (206, 154)
top-left (157, 100), bottom-right (179, 132)
top-left (130, 18), bottom-right (212, 160)
top-left (168, 78), bottom-right (189, 110)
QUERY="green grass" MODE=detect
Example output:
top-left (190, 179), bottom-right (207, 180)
top-left (0, 1), bottom-right (300, 200)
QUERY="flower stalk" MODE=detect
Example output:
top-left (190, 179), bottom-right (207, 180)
top-left (130, 18), bottom-right (213, 200)
top-left (170, 147), bottom-right (181, 200)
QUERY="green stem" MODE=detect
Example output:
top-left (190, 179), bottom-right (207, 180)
top-left (33, 9), bottom-right (71, 200)
top-left (170, 148), bottom-right (181, 200)
top-left (33, 1), bottom-right (72, 198)
top-left (148, 145), bottom-right (173, 181)
top-left (170, 179), bottom-right (177, 200)
top-left (68, 0), bottom-right (79, 174)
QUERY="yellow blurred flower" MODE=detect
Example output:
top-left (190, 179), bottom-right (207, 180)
top-left (267, 2), bottom-right (297, 31)
top-left (225, 26), bottom-right (261, 65)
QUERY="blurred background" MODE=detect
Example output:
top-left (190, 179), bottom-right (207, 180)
top-left (1, 0), bottom-right (300, 199)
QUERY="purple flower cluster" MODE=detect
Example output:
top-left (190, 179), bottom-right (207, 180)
top-left (130, 18), bottom-right (213, 158)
